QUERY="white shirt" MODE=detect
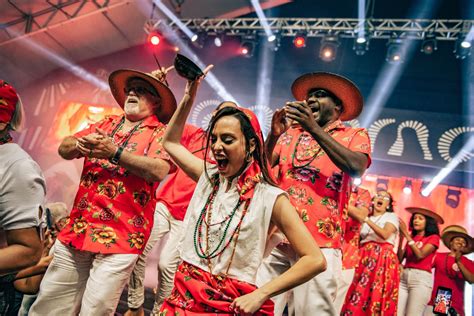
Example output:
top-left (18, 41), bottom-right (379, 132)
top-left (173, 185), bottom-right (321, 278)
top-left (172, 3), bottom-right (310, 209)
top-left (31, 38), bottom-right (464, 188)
top-left (0, 143), bottom-right (46, 230)
top-left (360, 212), bottom-right (399, 247)
top-left (180, 166), bottom-right (286, 285)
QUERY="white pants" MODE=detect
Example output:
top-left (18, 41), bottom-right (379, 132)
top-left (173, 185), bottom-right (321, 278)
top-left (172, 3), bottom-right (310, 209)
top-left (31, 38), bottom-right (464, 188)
top-left (398, 268), bottom-right (434, 316)
top-left (127, 202), bottom-right (183, 313)
top-left (29, 240), bottom-right (138, 316)
top-left (334, 268), bottom-right (355, 314)
top-left (256, 244), bottom-right (342, 316)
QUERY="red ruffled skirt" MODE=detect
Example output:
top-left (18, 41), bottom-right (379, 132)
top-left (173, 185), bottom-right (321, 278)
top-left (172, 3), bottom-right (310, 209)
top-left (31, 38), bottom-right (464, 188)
top-left (341, 242), bottom-right (400, 316)
top-left (160, 261), bottom-right (274, 315)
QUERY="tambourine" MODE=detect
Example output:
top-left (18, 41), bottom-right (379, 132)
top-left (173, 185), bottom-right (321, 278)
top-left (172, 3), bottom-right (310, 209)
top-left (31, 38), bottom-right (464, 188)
top-left (174, 54), bottom-right (204, 80)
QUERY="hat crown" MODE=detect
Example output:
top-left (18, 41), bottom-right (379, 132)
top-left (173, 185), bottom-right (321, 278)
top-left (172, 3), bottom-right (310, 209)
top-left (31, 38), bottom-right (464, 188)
top-left (442, 225), bottom-right (468, 235)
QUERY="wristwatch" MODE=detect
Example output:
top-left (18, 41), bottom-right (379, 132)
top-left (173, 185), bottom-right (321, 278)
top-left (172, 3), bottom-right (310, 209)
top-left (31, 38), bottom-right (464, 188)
top-left (110, 146), bottom-right (124, 164)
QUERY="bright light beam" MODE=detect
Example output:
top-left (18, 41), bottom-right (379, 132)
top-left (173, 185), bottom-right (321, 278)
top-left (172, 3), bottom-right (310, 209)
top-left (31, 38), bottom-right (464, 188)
top-left (464, 25), bottom-right (474, 43)
top-left (152, 0), bottom-right (196, 41)
top-left (357, 0), bottom-right (366, 41)
top-left (360, 0), bottom-right (440, 127)
top-left (255, 40), bottom-right (275, 135)
top-left (422, 136), bottom-right (474, 196)
top-left (250, 0), bottom-right (275, 41)
top-left (11, 30), bottom-right (107, 90)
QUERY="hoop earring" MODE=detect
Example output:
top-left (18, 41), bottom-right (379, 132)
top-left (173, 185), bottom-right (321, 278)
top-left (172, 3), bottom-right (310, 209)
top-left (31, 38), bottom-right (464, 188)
top-left (245, 151), bottom-right (252, 162)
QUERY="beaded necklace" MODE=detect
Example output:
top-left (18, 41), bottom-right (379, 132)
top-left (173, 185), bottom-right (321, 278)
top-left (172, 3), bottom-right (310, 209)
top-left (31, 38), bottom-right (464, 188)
top-left (0, 133), bottom-right (12, 145)
top-left (109, 117), bottom-right (143, 148)
top-left (193, 174), bottom-right (252, 275)
top-left (291, 126), bottom-right (338, 169)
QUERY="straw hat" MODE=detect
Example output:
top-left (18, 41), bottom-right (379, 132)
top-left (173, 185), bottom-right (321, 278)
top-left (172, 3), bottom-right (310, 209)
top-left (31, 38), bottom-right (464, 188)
top-left (108, 69), bottom-right (176, 123)
top-left (441, 225), bottom-right (474, 254)
top-left (291, 72), bottom-right (363, 121)
top-left (405, 206), bottom-right (444, 224)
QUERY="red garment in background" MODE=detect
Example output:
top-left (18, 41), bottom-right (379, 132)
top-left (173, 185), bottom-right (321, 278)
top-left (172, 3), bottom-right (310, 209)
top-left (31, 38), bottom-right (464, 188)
top-left (156, 124), bottom-right (206, 221)
top-left (59, 115), bottom-right (171, 254)
top-left (404, 234), bottom-right (440, 272)
top-left (429, 252), bottom-right (474, 316)
top-left (274, 120), bottom-right (371, 248)
top-left (341, 242), bottom-right (400, 316)
top-left (161, 261), bottom-right (274, 315)
top-left (342, 187), bottom-right (371, 269)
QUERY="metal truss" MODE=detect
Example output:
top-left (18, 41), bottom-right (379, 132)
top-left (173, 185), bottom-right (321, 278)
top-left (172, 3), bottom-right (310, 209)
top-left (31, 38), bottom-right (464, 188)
top-left (148, 18), bottom-right (474, 41)
top-left (3, 0), bottom-right (114, 35)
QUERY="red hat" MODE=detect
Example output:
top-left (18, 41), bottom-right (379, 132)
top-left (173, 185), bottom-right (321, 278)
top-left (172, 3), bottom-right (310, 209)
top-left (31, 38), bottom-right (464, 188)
top-left (0, 80), bottom-right (19, 124)
top-left (291, 72), bottom-right (363, 121)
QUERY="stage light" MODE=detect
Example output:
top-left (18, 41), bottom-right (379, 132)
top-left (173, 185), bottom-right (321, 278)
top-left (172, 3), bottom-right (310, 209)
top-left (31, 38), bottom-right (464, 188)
top-left (353, 37), bottom-right (369, 56)
top-left (403, 179), bottom-right (412, 195)
top-left (319, 36), bottom-right (340, 62)
top-left (445, 188), bottom-right (461, 209)
top-left (376, 177), bottom-right (389, 192)
top-left (148, 32), bottom-right (161, 46)
top-left (420, 181), bottom-right (430, 197)
top-left (421, 33), bottom-right (437, 55)
top-left (250, 0), bottom-right (275, 42)
top-left (214, 33), bottom-right (224, 47)
top-left (270, 33), bottom-right (282, 52)
top-left (192, 31), bottom-right (206, 49)
top-left (386, 38), bottom-right (404, 64)
top-left (240, 41), bottom-right (255, 58)
top-left (293, 33), bottom-right (306, 48)
top-left (454, 36), bottom-right (471, 59)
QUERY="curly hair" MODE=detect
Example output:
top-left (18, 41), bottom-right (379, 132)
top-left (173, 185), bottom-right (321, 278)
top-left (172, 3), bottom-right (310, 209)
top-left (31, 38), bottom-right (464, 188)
top-left (409, 213), bottom-right (440, 237)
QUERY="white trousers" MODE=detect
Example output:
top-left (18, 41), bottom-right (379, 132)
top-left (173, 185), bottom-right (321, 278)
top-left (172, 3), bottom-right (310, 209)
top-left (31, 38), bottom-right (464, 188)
top-left (256, 244), bottom-right (342, 316)
top-left (334, 268), bottom-right (355, 314)
top-left (398, 268), bottom-right (434, 316)
top-left (127, 202), bottom-right (183, 313)
top-left (29, 240), bottom-right (138, 316)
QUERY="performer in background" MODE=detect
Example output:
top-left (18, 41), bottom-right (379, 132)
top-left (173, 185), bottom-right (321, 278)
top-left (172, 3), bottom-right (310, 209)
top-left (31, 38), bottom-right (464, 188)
top-left (258, 72), bottom-right (371, 315)
top-left (397, 205), bottom-right (443, 316)
top-left (160, 66), bottom-right (326, 315)
top-left (342, 190), bottom-right (400, 316)
top-left (30, 68), bottom-right (176, 315)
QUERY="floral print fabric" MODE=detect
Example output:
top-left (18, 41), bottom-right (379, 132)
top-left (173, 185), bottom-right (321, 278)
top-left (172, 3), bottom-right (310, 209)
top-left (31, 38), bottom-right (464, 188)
top-left (59, 114), bottom-right (171, 254)
top-left (274, 121), bottom-right (371, 248)
top-left (160, 261), bottom-right (274, 315)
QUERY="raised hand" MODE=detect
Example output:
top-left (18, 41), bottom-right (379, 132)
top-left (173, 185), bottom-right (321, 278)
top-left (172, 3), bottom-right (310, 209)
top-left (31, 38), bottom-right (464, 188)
top-left (284, 101), bottom-right (318, 133)
top-left (270, 108), bottom-right (290, 137)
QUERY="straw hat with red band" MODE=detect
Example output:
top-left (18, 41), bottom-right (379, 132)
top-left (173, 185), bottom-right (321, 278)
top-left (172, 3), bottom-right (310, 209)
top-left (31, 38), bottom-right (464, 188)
top-left (405, 205), bottom-right (444, 224)
top-left (441, 225), bottom-right (474, 254)
top-left (0, 80), bottom-right (19, 124)
top-left (291, 72), bottom-right (363, 121)
top-left (108, 69), bottom-right (177, 123)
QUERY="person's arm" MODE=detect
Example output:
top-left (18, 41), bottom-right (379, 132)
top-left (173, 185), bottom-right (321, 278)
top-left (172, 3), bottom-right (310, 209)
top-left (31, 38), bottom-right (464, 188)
top-left (265, 109), bottom-right (289, 167)
top-left (231, 195), bottom-right (326, 313)
top-left (400, 222), bottom-right (438, 260)
top-left (455, 252), bottom-right (474, 284)
top-left (163, 65), bottom-right (213, 182)
top-left (58, 136), bottom-right (82, 160)
top-left (347, 204), bottom-right (369, 223)
top-left (364, 218), bottom-right (397, 241)
top-left (13, 255), bottom-right (52, 294)
top-left (0, 227), bottom-right (42, 275)
top-left (285, 102), bottom-right (368, 177)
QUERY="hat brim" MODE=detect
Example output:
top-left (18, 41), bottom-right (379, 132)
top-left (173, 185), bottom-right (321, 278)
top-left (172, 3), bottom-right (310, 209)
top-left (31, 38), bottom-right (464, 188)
top-left (291, 72), bottom-right (363, 121)
top-left (442, 230), bottom-right (474, 254)
top-left (405, 207), bottom-right (444, 224)
top-left (109, 69), bottom-right (177, 123)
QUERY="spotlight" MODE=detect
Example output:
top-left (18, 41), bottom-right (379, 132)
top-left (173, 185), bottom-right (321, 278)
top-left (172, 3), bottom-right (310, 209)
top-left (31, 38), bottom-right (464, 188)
top-left (319, 35), bottom-right (340, 62)
top-left (293, 33), bottom-right (307, 48)
top-left (420, 181), bottom-right (430, 197)
top-left (353, 37), bottom-right (369, 56)
top-left (192, 31), bottom-right (206, 49)
top-left (403, 179), bottom-right (412, 195)
top-left (386, 38), bottom-right (404, 64)
top-left (445, 188), bottom-right (461, 209)
top-left (454, 36), bottom-right (471, 59)
top-left (214, 33), bottom-right (224, 47)
top-left (240, 41), bottom-right (255, 58)
top-left (421, 33), bottom-right (437, 55)
top-left (376, 177), bottom-right (389, 192)
top-left (268, 34), bottom-right (276, 42)
top-left (147, 32), bottom-right (161, 46)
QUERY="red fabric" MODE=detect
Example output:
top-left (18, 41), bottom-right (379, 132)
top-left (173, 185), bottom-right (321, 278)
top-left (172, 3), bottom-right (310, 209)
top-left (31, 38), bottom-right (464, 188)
top-left (404, 234), bottom-right (440, 272)
top-left (161, 261), bottom-right (274, 315)
top-left (59, 114), bottom-right (171, 254)
top-left (428, 252), bottom-right (474, 316)
top-left (274, 120), bottom-right (371, 248)
top-left (0, 80), bottom-right (19, 124)
top-left (157, 124), bottom-right (206, 220)
top-left (341, 242), bottom-right (400, 316)
top-left (342, 187), bottom-right (371, 269)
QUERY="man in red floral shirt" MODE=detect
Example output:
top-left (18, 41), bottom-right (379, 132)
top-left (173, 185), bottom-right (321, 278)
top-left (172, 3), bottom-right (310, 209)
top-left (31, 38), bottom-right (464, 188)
top-left (257, 72), bottom-right (371, 315)
top-left (30, 69), bottom-right (176, 315)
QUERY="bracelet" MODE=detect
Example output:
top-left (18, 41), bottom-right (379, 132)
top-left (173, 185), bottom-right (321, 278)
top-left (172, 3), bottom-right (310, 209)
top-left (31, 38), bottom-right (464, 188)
top-left (408, 240), bottom-right (415, 246)
top-left (109, 146), bottom-right (124, 165)
top-left (363, 217), bottom-right (369, 223)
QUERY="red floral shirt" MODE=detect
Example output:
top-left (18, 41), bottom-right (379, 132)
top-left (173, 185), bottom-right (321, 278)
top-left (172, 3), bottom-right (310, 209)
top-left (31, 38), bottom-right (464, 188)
top-left (275, 120), bottom-right (371, 249)
top-left (59, 114), bottom-right (172, 254)
top-left (342, 187), bottom-right (371, 269)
